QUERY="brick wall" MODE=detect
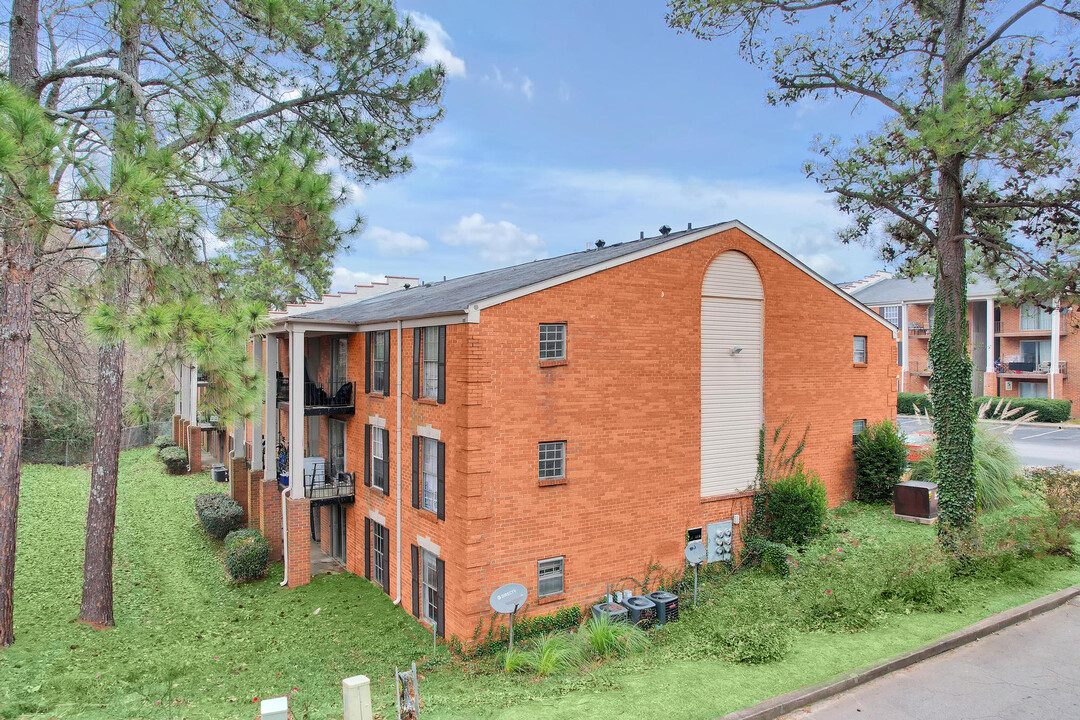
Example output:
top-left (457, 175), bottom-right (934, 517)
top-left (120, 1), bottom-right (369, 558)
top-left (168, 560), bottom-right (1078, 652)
top-left (186, 424), bottom-right (202, 473)
top-left (231, 456), bottom-right (249, 524)
top-left (286, 497), bottom-right (311, 587)
top-left (259, 476), bottom-right (283, 562)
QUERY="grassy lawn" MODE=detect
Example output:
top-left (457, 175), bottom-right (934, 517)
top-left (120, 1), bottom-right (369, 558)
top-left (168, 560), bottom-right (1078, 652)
top-left (2, 449), bottom-right (1077, 720)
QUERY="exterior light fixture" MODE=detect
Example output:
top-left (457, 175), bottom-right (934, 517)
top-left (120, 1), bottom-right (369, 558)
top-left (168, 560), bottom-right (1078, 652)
top-left (730, 347), bottom-right (744, 355)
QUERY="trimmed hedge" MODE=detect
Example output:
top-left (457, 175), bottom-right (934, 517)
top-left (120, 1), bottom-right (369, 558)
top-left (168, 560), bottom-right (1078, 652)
top-left (897, 392), bottom-right (1072, 423)
top-left (224, 529), bottom-right (269, 581)
top-left (195, 493), bottom-right (243, 539)
top-left (853, 420), bottom-right (909, 503)
top-left (159, 445), bottom-right (189, 474)
top-left (154, 434), bottom-right (176, 450)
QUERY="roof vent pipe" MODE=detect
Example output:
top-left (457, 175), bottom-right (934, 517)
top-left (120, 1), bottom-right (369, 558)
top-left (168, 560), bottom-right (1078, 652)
top-left (640, 231), bottom-right (644, 240)
top-left (688, 222), bottom-right (692, 230)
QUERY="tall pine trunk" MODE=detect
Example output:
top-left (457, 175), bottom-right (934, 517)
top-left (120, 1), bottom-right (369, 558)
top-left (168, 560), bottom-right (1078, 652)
top-left (0, 0), bottom-right (41, 648)
top-left (78, 5), bottom-right (139, 627)
top-left (930, 0), bottom-right (977, 548)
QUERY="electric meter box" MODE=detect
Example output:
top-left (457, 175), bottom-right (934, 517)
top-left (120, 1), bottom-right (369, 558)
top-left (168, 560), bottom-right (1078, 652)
top-left (707, 520), bottom-right (733, 562)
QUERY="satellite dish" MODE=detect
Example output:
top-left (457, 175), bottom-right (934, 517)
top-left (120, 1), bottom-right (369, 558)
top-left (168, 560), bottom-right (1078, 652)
top-left (489, 583), bottom-right (528, 614)
top-left (685, 540), bottom-right (707, 566)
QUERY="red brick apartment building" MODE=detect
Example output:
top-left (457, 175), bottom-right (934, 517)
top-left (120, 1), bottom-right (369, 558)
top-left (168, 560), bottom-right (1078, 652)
top-left (846, 273), bottom-right (1078, 415)
top-left (175, 221), bottom-right (898, 641)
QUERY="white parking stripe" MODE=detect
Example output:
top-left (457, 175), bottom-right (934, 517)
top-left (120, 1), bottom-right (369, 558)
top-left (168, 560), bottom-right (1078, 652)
top-left (1021, 429), bottom-right (1063, 440)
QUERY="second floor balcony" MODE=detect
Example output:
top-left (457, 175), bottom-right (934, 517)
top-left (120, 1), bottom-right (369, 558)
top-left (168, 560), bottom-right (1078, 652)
top-left (276, 372), bottom-right (355, 416)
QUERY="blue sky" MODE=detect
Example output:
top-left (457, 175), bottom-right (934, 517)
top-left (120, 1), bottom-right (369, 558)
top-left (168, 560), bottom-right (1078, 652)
top-left (329, 2), bottom-right (888, 292)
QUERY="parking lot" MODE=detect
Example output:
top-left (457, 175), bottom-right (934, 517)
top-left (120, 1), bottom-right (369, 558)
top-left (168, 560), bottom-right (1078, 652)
top-left (898, 415), bottom-right (1080, 469)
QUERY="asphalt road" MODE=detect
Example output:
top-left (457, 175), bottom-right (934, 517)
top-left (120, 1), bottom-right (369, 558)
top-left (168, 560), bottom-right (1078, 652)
top-left (781, 597), bottom-right (1080, 720)
top-left (898, 415), bottom-right (1080, 470)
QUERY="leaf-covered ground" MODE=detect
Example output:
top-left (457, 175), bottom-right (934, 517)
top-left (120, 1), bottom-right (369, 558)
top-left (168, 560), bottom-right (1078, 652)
top-left (2, 449), bottom-right (1078, 719)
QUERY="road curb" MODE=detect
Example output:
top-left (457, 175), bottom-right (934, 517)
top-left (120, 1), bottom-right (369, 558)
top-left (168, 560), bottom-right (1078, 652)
top-left (717, 584), bottom-right (1080, 720)
top-left (897, 413), bottom-right (1076, 430)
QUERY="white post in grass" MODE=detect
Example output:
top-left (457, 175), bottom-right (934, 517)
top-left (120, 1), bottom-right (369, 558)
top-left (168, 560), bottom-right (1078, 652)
top-left (342, 675), bottom-right (374, 720)
top-left (260, 696), bottom-right (288, 720)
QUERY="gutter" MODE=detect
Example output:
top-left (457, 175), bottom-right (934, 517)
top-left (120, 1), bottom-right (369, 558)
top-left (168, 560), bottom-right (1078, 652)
top-left (395, 319), bottom-right (403, 605)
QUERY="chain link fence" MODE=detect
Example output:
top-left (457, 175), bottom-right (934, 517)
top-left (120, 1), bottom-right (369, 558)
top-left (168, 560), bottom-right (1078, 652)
top-left (22, 420), bottom-right (173, 466)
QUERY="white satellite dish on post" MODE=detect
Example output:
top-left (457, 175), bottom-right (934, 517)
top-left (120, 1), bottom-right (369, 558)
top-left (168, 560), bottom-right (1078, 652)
top-left (685, 540), bottom-right (707, 606)
top-left (490, 583), bottom-right (528, 654)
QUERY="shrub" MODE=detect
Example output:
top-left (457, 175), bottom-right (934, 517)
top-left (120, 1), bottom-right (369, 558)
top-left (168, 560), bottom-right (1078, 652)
top-left (224, 529), bottom-right (269, 581)
top-left (194, 493), bottom-right (243, 539)
top-left (740, 536), bottom-right (794, 576)
top-left (581, 614), bottom-right (649, 659)
top-left (153, 434), bottom-right (176, 450)
top-left (764, 466), bottom-right (827, 547)
top-left (910, 424), bottom-right (1020, 511)
top-left (1024, 466), bottom-right (1080, 528)
top-left (853, 420), bottom-right (908, 503)
top-left (717, 622), bottom-right (792, 664)
top-left (159, 445), bottom-right (189, 475)
top-left (897, 392), bottom-right (930, 415)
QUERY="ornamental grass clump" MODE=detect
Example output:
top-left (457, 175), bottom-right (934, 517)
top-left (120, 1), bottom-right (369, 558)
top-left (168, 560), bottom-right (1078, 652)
top-left (853, 420), bottom-right (908, 503)
top-left (159, 445), bottom-right (189, 475)
top-left (581, 614), bottom-right (649, 659)
top-left (224, 529), bottom-right (269, 581)
top-left (522, 633), bottom-right (580, 675)
top-left (909, 424), bottom-right (1020, 511)
top-left (194, 493), bottom-right (243, 539)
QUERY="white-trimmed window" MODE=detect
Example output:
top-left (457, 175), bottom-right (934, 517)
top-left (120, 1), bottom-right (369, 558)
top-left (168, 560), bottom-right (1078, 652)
top-left (1020, 302), bottom-right (1052, 331)
top-left (371, 521), bottom-right (388, 588)
top-left (421, 549), bottom-right (439, 624)
top-left (422, 437), bottom-right (439, 513)
top-left (1019, 381), bottom-right (1048, 398)
top-left (538, 441), bottom-right (566, 480)
top-left (371, 331), bottom-right (389, 394)
top-left (423, 328), bottom-right (440, 399)
top-left (853, 419), bottom-right (867, 446)
top-left (539, 323), bottom-right (567, 360)
top-left (853, 336), bottom-right (868, 364)
top-left (372, 427), bottom-right (389, 491)
top-left (881, 305), bottom-right (900, 328)
top-left (538, 557), bottom-right (564, 597)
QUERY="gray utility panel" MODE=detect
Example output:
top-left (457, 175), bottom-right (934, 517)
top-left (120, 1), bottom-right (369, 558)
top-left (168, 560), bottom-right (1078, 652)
top-left (707, 520), bottom-right (733, 562)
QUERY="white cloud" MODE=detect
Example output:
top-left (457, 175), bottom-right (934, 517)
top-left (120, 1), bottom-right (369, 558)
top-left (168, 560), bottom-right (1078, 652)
top-left (331, 267), bottom-right (386, 292)
top-left (408, 12), bottom-right (466, 78)
top-left (368, 226), bottom-right (429, 256)
top-left (441, 213), bottom-right (544, 264)
top-left (483, 66), bottom-right (534, 100)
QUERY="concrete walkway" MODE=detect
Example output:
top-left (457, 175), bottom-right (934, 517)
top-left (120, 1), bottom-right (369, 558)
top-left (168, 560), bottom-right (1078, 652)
top-left (782, 597), bottom-right (1080, 719)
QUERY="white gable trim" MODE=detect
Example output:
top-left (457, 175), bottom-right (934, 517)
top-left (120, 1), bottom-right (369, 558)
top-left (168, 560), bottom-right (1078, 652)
top-left (470, 220), bottom-right (897, 337)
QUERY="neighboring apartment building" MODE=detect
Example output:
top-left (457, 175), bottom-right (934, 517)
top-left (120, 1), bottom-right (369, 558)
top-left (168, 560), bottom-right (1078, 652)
top-left (846, 273), bottom-right (1078, 415)
top-left (176, 220), bottom-right (898, 641)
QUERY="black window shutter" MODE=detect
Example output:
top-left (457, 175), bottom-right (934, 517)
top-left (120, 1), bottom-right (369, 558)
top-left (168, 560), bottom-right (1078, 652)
top-left (365, 331), bottom-right (372, 394)
top-left (411, 435), bottom-right (420, 509)
top-left (435, 557), bottom-right (446, 637)
top-left (364, 424), bottom-right (371, 487)
top-left (436, 440), bottom-right (445, 521)
top-left (412, 328), bottom-right (421, 399)
top-left (437, 326), bottom-right (446, 404)
top-left (364, 517), bottom-right (371, 580)
top-left (381, 331), bottom-right (390, 396)
top-left (411, 545), bottom-right (420, 618)
top-left (381, 428), bottom-right (390, 497)
top-left (380, 526), bottom-right (390, 594)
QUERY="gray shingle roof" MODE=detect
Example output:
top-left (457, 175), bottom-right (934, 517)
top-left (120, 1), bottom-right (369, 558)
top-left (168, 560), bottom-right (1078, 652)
top-left (851, 274), bottom-right (1001, 305)
top-left (292, 223), bottom-right (726, 325)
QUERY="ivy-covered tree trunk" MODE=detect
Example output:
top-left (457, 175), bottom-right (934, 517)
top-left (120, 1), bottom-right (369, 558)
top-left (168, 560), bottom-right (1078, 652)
top-left (929, 0), bottom-right (977, 547)
top-left (0, 0), bottom-right (41, 648)
top-left (78, 4), bottom-right (138, 628)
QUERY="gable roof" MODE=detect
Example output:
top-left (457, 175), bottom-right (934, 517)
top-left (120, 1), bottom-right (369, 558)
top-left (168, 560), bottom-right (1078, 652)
top-left (280, 220), bottom-right (896, 335)
top-left (851, 274), bottom-right (1001, 305)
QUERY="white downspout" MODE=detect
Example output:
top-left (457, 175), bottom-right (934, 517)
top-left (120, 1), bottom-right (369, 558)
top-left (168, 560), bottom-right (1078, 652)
top-left (280, 481), bottom-right (292, 587)
top-left (395, 319), bottom-right (403, 605)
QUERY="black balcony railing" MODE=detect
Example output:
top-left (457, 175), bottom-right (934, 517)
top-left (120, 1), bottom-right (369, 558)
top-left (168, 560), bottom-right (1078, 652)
top-left (276, 455), bottom-right (355, 504)
top-left (276, 373), bottom-right (355, 416)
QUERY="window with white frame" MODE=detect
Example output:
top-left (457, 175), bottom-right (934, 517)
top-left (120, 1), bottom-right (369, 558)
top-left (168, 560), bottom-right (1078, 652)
top-left (853, 336), bottom-right (868, 364)
top-left (422, 437), bottom-right (439, 513)
top-left (371, 521), bottom-right (388, 588)
top-left (852, 419), bottom-right (867, 446)
top-left (538, 557), bottom-right (564, 597)
top-left (1019, 381), bottom-right (1048, 398)
top-left (1020, 339), bottom-right (1051, 367)
top-left (423, 328), bottom-right (440, 399)
top-left (421, 549), bottom-right (439, 624)
top-left (539, 323), bottom-right (567, 360)
top-left (1020, 302), bottom-right (1052, 331)
top-left (538, 441), bottom-right (566, 480)
top-left (330, 336), bottom-right (348, 390)
top-left (372, 427), bottom-right (389, 491)
top-left (881, 305), bottom-right (900, 328)
top-left (371, 331), bottom-right (389, 394)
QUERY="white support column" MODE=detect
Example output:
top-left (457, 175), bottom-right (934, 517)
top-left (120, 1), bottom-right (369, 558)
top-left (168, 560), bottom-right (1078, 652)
top-left (1050, 300), bottom-right (1062, 400)
top-left (264, 334), bottom-right (279, 477)
top-left (179, 363), bottom-right (189, 421)
top-left (252, 335), bottom-right (264, 471)
top-left (900, 303), bottom-right (909, 392)
top-left (173, 362), bottom-right (182, 417)
top-left (187, 362), bottom-right (199, 424)
top-left (288, 328), bottom-right (306, 498)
